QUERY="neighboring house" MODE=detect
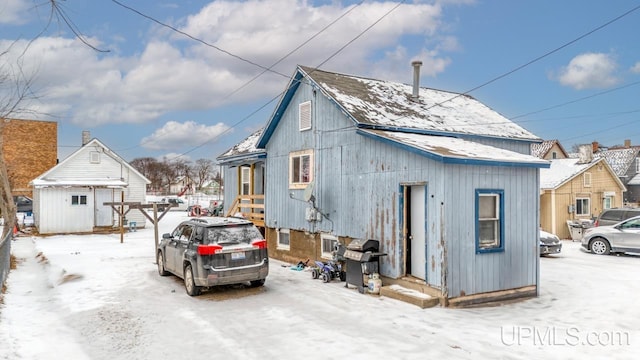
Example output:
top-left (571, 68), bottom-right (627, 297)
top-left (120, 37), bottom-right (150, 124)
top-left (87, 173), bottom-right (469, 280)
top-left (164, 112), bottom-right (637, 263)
top-left (531, 139), bottom-right (569, 160)
top-left (220, 64), bottom-right (549, 306)
top-left (30, 138), bottom-right (150, 234)
top-left (169, 176), bottom-right (192, 196)
top-left (0, 118), bottom-right (57, 198)
top-left (539, 148), bottom-right (626, 239)
top-left (593, 140), bottom-right (640, 206)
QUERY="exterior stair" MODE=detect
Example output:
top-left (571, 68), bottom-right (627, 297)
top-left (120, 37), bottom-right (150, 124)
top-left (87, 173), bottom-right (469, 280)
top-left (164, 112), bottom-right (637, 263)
top-left (379, 276), bottom-right (442, 308)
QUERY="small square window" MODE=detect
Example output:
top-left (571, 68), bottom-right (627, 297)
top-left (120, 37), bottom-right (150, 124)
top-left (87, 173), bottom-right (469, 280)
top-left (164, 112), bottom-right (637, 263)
top-left (71, 195), bottom-right (87, 205)
top-left (321, 234), bottom-right (338, 259)
top-left (277, 229), bottom-right (290, 250)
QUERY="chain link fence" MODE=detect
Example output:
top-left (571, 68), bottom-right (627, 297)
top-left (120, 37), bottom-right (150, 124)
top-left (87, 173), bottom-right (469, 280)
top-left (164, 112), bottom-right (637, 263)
top-left (1, 228), bottom-right (12, 292)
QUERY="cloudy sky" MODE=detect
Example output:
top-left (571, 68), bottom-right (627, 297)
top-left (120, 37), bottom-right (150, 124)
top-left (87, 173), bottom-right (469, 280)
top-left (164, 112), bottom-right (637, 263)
top-left (1, 0), bottom-right (639, 162)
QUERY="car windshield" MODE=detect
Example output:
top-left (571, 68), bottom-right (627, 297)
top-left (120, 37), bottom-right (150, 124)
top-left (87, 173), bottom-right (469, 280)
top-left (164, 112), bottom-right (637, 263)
top-left (204, 224), bottom-right (263, 245)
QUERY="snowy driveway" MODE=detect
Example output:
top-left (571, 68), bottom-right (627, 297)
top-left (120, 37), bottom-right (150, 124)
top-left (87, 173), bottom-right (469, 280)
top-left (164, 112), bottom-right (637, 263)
top-left (1, 212), bottom-right (638, 360)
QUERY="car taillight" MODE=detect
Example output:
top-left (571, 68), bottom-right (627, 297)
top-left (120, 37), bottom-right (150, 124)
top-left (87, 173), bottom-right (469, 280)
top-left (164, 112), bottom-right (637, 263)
top-left (198, 244), bottom-right (223, 255)
top-left (594, 220), bottom-right (599, 227)
top-left (251, 239), bottom-right (267, 249)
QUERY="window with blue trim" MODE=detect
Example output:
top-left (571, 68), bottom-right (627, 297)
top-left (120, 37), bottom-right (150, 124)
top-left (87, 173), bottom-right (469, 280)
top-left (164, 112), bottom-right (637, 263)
top-left (476, 189), bottom-right (504, 253)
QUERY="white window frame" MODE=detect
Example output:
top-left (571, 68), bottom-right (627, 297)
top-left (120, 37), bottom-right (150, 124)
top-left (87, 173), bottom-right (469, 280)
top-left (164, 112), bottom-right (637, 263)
top-left (299, 101), bottom-right (311, 131)
top-left (551, 151), bottom-right (557, 159)
top-left (71, 195), bottom-right (87, 205)
top-left (240, 166), bottom-right (251, 195)
top-left (583, 172), bottom-right (592, 187)
top-left (321, 234), bottom-right (338, 259)
top-left (277, 228), bottom-right (290, 250)
top-left (576, 197), bottom-right (590, 216)
top-left (289, 149), bottom-right (313, 189)
top-left (603, 196), bottom-right (614, 210)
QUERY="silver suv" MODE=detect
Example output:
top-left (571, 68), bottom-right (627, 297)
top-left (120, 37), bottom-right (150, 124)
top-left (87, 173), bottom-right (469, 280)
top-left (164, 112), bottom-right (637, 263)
top-left (582, 215), bottom-right (640, 255)
top-left (156, 217), bottom-right (269, 296)
top-left (594, 208), bottom-right (640, 227)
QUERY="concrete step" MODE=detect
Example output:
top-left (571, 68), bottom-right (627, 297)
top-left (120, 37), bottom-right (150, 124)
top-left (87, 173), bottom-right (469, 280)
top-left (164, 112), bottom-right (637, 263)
top-left (379, 284), bottom-right (440, 308)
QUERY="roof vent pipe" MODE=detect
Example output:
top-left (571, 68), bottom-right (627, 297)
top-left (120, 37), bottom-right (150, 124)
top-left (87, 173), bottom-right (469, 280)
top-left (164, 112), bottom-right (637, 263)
top-left (411, 60), bottom-right (423, 100)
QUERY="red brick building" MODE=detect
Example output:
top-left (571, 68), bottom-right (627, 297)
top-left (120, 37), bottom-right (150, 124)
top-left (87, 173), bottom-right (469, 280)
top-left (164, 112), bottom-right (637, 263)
top-left (0, 118), bottom-right (58, 198)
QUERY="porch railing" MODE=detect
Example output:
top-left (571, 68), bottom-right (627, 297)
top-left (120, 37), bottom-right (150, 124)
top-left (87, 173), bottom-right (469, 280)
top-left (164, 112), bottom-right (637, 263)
top-left (226, 195), bottom-right (265, 228)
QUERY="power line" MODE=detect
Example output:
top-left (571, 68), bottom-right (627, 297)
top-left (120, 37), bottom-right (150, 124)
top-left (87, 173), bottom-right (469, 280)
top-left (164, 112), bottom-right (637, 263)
top-left (113, 0), bottom-right (365, 154)
top-left (422, 3), bottom-right (640, 112)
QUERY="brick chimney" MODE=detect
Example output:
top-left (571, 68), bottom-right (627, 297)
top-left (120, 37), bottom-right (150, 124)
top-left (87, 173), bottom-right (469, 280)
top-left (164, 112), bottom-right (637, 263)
top-left (625, 139), bottom-right (631, 148)
top-left (592, 141), bottom-right (599, 153)
top-left (82, 130), bottom-right (91, 146)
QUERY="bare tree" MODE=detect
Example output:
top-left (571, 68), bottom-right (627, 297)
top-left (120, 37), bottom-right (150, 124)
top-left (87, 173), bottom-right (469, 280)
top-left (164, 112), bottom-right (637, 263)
top-left (194, 158), bottom-right (214, 189)
top-left (1, 41), bottom-right (39, 237)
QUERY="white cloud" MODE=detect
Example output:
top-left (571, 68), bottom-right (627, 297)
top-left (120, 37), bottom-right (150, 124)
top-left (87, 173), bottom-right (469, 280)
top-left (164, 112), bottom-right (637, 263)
top-left (631, 62), bottom-right (640, 74)
top-left (557, 52), bottom-right (619, 90)
top-left (141, 120), bottom-right (232, 151)
top-left (2, 0), bottom-right (458, 128)
top-left (0, 0), bottom-right (31, 25)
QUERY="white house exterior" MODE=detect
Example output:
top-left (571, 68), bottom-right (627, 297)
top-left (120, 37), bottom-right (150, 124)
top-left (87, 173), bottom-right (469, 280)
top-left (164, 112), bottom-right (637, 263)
top-left (30, 138), bottom-right (150, 234)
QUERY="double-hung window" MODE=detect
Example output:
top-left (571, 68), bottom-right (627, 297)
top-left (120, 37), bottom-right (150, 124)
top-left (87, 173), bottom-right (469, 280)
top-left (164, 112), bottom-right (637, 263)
top-left (289, 149), bottom-right (313, 189)
top-left (576, 197), bottom-right (590, 216)
top-left (476, 189), bottom-right (504, 253)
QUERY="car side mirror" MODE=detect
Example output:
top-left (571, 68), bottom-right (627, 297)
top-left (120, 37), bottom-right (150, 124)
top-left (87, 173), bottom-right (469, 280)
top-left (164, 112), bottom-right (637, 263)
top-left (162, 233), bottom-right (171, 239)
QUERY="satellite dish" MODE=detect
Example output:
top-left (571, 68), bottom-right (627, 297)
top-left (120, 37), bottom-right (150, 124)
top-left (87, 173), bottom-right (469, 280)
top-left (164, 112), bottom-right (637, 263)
top-left (303, 181), bottom-right (315, 203)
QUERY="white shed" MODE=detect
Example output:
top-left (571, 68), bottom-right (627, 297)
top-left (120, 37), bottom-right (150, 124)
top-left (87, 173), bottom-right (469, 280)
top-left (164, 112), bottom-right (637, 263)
top-left (30, 138), bottom-right (150, 234)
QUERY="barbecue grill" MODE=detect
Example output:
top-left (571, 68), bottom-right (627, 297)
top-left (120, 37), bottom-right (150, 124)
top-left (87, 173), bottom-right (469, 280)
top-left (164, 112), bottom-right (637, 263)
top-left (341, 239), bottom-right (386, 293)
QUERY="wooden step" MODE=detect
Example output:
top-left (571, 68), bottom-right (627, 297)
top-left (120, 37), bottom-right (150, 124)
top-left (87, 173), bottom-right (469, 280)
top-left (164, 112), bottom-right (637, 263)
top-left (379, 284), bottom-right (440, 308)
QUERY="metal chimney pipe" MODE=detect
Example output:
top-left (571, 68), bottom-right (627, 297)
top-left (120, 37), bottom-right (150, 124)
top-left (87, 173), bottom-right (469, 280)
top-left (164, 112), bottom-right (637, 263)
top-left (411, 60), bottom-right (423, 99)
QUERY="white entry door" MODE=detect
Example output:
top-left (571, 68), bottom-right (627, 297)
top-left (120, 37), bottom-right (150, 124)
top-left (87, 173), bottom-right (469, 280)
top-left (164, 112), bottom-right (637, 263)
top-left (410, 185), bottom-right (426, 280)
top-left (95, 188), bottom-right (113, 226)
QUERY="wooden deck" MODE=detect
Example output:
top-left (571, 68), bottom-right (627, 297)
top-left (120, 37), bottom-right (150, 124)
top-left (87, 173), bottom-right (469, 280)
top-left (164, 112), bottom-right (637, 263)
top-left (226, 194), bottom-right (265, 227)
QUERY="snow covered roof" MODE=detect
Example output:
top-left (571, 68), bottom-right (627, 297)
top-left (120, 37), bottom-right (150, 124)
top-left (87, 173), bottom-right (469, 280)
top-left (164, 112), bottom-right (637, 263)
top-left (299, 66), bottom-right (540, 141)
top-left (531, 140), bottom-right (568, 159)
top-left (539, 157), bottom-right (624, 190)
top-left (358, 130), bottom-right (549, 168)
top-left (217, 128), bottom-right (266, 164)
top-left (31, 178), bottom-right (128, 188)
top-left (593, 147), bottom-right (640, 177)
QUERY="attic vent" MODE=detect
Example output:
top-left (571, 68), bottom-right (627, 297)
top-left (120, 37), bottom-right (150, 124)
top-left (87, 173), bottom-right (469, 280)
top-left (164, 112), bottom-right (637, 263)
top-left (299, 101), bottom-right (311, 131)
top-left (90, 151), bottom-right (101, 164)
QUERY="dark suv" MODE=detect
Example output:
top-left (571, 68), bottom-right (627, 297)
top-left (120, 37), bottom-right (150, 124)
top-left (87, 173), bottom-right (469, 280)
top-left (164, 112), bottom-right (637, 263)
top-left (156, 217), bottom-right (269, 296)
top-left (594, 208), bottom-right (640, 227)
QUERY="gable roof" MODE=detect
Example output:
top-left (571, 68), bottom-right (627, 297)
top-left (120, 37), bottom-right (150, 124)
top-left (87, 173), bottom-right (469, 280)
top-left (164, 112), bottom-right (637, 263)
top-left (540, 157), bottom-right (625, 190)
top-left (217, 128), bottom-right (266, 165)
top-left (594, 147), bottom-right (640, 177)
top-left (31, 138), bottom-right (150, 187)
top-left (359, 130), bottom-right (548, 168)
top-left (531, 140), bottom-right (569, 159)
top-left (257, 65), bottom-right (540, 148)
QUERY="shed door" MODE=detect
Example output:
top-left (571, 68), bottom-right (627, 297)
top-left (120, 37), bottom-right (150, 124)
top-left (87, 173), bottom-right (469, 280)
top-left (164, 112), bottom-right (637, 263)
top-left (407, 185), bottom-right (427, 280)
top-left (95, 188), bottom-right (113, 226)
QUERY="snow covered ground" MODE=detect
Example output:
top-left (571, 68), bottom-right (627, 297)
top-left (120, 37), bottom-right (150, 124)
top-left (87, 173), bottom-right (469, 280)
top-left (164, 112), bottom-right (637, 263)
top-left (1, 212), bottom-right (638, 360)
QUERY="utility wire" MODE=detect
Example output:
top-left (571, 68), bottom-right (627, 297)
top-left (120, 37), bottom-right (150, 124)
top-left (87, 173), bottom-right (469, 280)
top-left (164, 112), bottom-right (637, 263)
top-left (422, 3), bottom-right (640, 112)
top-left (113, 0), bottom-right (365, 154)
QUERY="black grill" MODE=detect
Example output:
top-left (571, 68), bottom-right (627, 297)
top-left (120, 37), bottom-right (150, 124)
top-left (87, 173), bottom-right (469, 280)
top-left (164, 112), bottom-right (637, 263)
top-left (340, 239), bottom-right (386, 293)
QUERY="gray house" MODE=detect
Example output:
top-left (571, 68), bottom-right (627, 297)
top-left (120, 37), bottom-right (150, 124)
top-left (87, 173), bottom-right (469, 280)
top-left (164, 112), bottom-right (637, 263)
top-left (220, 64), bottom-right (549, 306)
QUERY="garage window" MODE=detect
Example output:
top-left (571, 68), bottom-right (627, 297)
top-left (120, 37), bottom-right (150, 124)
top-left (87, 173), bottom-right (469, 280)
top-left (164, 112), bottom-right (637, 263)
top-left (321, 234), bottom-right (338, 259)
top-left (71, 195), bottom-right (87, 205)
top-left (476, 189), bottom-right (504, 253)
